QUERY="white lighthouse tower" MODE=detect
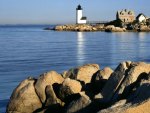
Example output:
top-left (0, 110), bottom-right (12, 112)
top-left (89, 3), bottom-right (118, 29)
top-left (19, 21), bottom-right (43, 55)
top-left (76, 5), bottom-right (87, 24)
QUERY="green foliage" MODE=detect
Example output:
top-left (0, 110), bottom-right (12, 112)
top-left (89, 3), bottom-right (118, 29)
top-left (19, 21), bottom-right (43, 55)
top-left (106, 19), bottom-right (122, 27)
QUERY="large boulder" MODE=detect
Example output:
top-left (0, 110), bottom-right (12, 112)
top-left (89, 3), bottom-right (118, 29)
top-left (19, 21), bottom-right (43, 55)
top-left (112, 62), bottom-right (150, 101)
top-left (105, 25), bottom-right (126, 32)
top-left (91, 70), bottom-right (108, 96)
top-left (61, 71), bottom-right (68, 78)
top-left (65, 93), bottom-right (91, 113)
top-left (43, 85), bottom-right (64, 113)
top-left (7, 78), bottom-right (42, 113)
top-left (62, 78), bottom-right (82, 94)
top-left (35, 71), bottom-right (64, 103)
top-left (100, 61), bottom-right (131, 102)
top-left (127, 73), bottom-right (150, 103)
top-left (45, 85), bottom-right (63, 107)
top-left (55, 25), bottom-right (63, 31)
top-left (98, 99), bottom-right (150, 113)
top-left (66, 64), bottom-right (100, 84)
top-left (99, 67), bottom-right (113, 79)
top-left (98, 76), bottom-right (150, 113)
top-left (114, 27), bottom-right (126, 32)
top-left (57, 78), bottom-right (82, 101)
top-left (139, 25), bottom-right (150, 32)
top-left (121, 100), bottom-right (150, 113)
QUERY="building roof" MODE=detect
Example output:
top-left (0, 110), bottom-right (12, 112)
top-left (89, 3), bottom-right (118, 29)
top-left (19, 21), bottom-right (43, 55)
top-left (136, 13), bottom-right (147, 19)
top-left (117, 9), bottom-right (135, 16)
top-left (81, 17), bottom-right (87, 20)
top-left (76, 5), bottom-right (82, 10)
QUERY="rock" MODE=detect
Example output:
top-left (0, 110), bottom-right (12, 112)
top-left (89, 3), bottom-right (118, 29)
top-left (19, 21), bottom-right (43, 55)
top-left (92, 27), bottom-right (97, 31)
top-left (98, 90), bottom-right (150, 113)
top-left (66, 93), bottom-right (91, 113)
top-left (105, 25), bottom-right (115, 32)
top-left (115, 27), bottom-right (126, 32)
top-left (94, 93), bottom-right (103, 99)
top-left (35, 71), bottom-right (64, 103)
top-left (139, 25), bottom-right (150, 32)
top-left (127, 74), bottom-right (150, 103)
top-left (98, 99), bottom-right (150, 113)
top-left (45, 85), bottom-right (63, 107)
top-left (7, 78), bottom-right (42, 113)
top-left (112, 62), bottom-right (150, 101)
top-left (91, 70), bottom-right (108, 95)
top-left (95, 24), bottom-right (105, 31)
top-left (110, 99), bottom-right (127, 108)
top-left (62, 78), bottom-right (82, 94)
top-left (55, 26), bottom-right (63, 31)
top-left (58, 78), bottom-right (82, 101)
top-left (98, 74), bottom-right (150, 113)
top-left (105, 25), bottom-right (126, 32)
top-left (66, 64), bottom-right (99, 84)
top-left (100, 61), bottom-right (131, 102)
top-left (54, 24), bottom-right (104, 32)
top-left (97, 99), bottom-right (127, 113)
top-left (98, 78), bottom-right (150, 113)
top-left (41, 85), bottom-right (65, 113)
top-left (99, 67), bottom-right (113, 79)
top-left (53, 23), bottom-right (150, 32)
top-left (61, 71), bottom-right (68, 78)
top-left (121, 100), bottom-right (150, 113)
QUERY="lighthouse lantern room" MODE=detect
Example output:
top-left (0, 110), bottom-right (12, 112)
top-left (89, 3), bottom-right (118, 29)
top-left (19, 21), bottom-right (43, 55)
top-left (76, 5), bottom-right (87, 24)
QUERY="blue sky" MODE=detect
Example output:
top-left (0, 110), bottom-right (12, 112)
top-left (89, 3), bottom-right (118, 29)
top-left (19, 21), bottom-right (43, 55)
top-left (0, 0), bottom-right (150, 24)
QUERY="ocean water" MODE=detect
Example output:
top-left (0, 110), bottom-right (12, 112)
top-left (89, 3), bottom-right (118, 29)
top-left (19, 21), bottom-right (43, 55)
top-left (0, 25), bottom-right (150, 112)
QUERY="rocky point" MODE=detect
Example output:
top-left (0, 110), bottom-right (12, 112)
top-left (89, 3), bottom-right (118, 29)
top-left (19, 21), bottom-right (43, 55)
top-left (6, 61), bottom-right (150, 113)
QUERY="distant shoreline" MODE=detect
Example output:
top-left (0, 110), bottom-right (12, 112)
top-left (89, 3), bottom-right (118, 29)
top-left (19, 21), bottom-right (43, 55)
top-left (44, 24), bottom-right (150, 32)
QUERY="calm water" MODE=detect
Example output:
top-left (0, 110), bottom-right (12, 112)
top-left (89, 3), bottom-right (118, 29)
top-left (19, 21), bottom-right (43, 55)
top-left (0, 25), bottom-right (150, 112)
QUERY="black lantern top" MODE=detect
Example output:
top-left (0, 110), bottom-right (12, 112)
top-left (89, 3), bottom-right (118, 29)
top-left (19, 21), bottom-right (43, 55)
top-left (76, 5), bottom-right (82, 10)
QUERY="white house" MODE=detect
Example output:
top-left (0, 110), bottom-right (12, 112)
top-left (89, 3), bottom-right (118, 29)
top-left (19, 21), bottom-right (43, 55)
top-left (136, 13), bottom-right (147, 23)
top-left (76, 5), bottom-right (87, 24)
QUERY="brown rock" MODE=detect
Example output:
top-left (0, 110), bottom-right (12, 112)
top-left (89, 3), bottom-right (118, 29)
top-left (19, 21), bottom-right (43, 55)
top-left (55, 26), bottom-right (63, 31)
top-left (98, 100), bottom-right (150, 113)
top-left (62, 78), bottom-right (82, 94)
top-left (35, 71), bottom-right (64, 103)
top-left (66, 64), bottom-right (99, 84)
top-left (139, 25), bottom-right (150, 32)
top-left (100, 67), bottom-right (113, 79)
top-left (66, 93), bottom-right (91, 113)
top-left (121, 100), bottom-right (150, 113)
top-left (7, 78), bottom-right (42, 113)
top-left (100, 61), bottom-right (131, 102)
top-left (105, 25), bottom-right (126, 32)
top-left (91, 70), bottom-right (108, 95)
top-left (45, 85), bottom-right (63, 107)
top-left (92, 27), bottom-right (97, 31)
top-left (58, 78), bottom-right (82, 101)
top-left (127, 74), bottom-right (150, 102)
top-left (113, 62), bottom-right (150, 101)
top-left (61, 71), bottom-right (68, 78)
top-left (54, 24), bottom-right (101, 32)
top-left (115, 27), bottom-right (126, 32)
top-left (98, 75), bottom-right (150, 113)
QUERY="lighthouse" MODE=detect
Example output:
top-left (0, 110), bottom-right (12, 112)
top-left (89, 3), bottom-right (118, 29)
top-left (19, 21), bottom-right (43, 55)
top-left (76, 5), bottom-right (87, 24)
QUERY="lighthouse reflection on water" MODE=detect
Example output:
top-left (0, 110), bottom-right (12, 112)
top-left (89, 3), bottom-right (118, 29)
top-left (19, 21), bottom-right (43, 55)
top-left (77, 32), bottom-right (86, 65)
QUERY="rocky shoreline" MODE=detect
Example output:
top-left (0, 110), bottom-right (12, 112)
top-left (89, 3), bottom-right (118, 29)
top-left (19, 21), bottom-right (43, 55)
top-left (44, 24), bottom-right (150, 32)
top-left (6, 61), bottom-right (150, 113)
